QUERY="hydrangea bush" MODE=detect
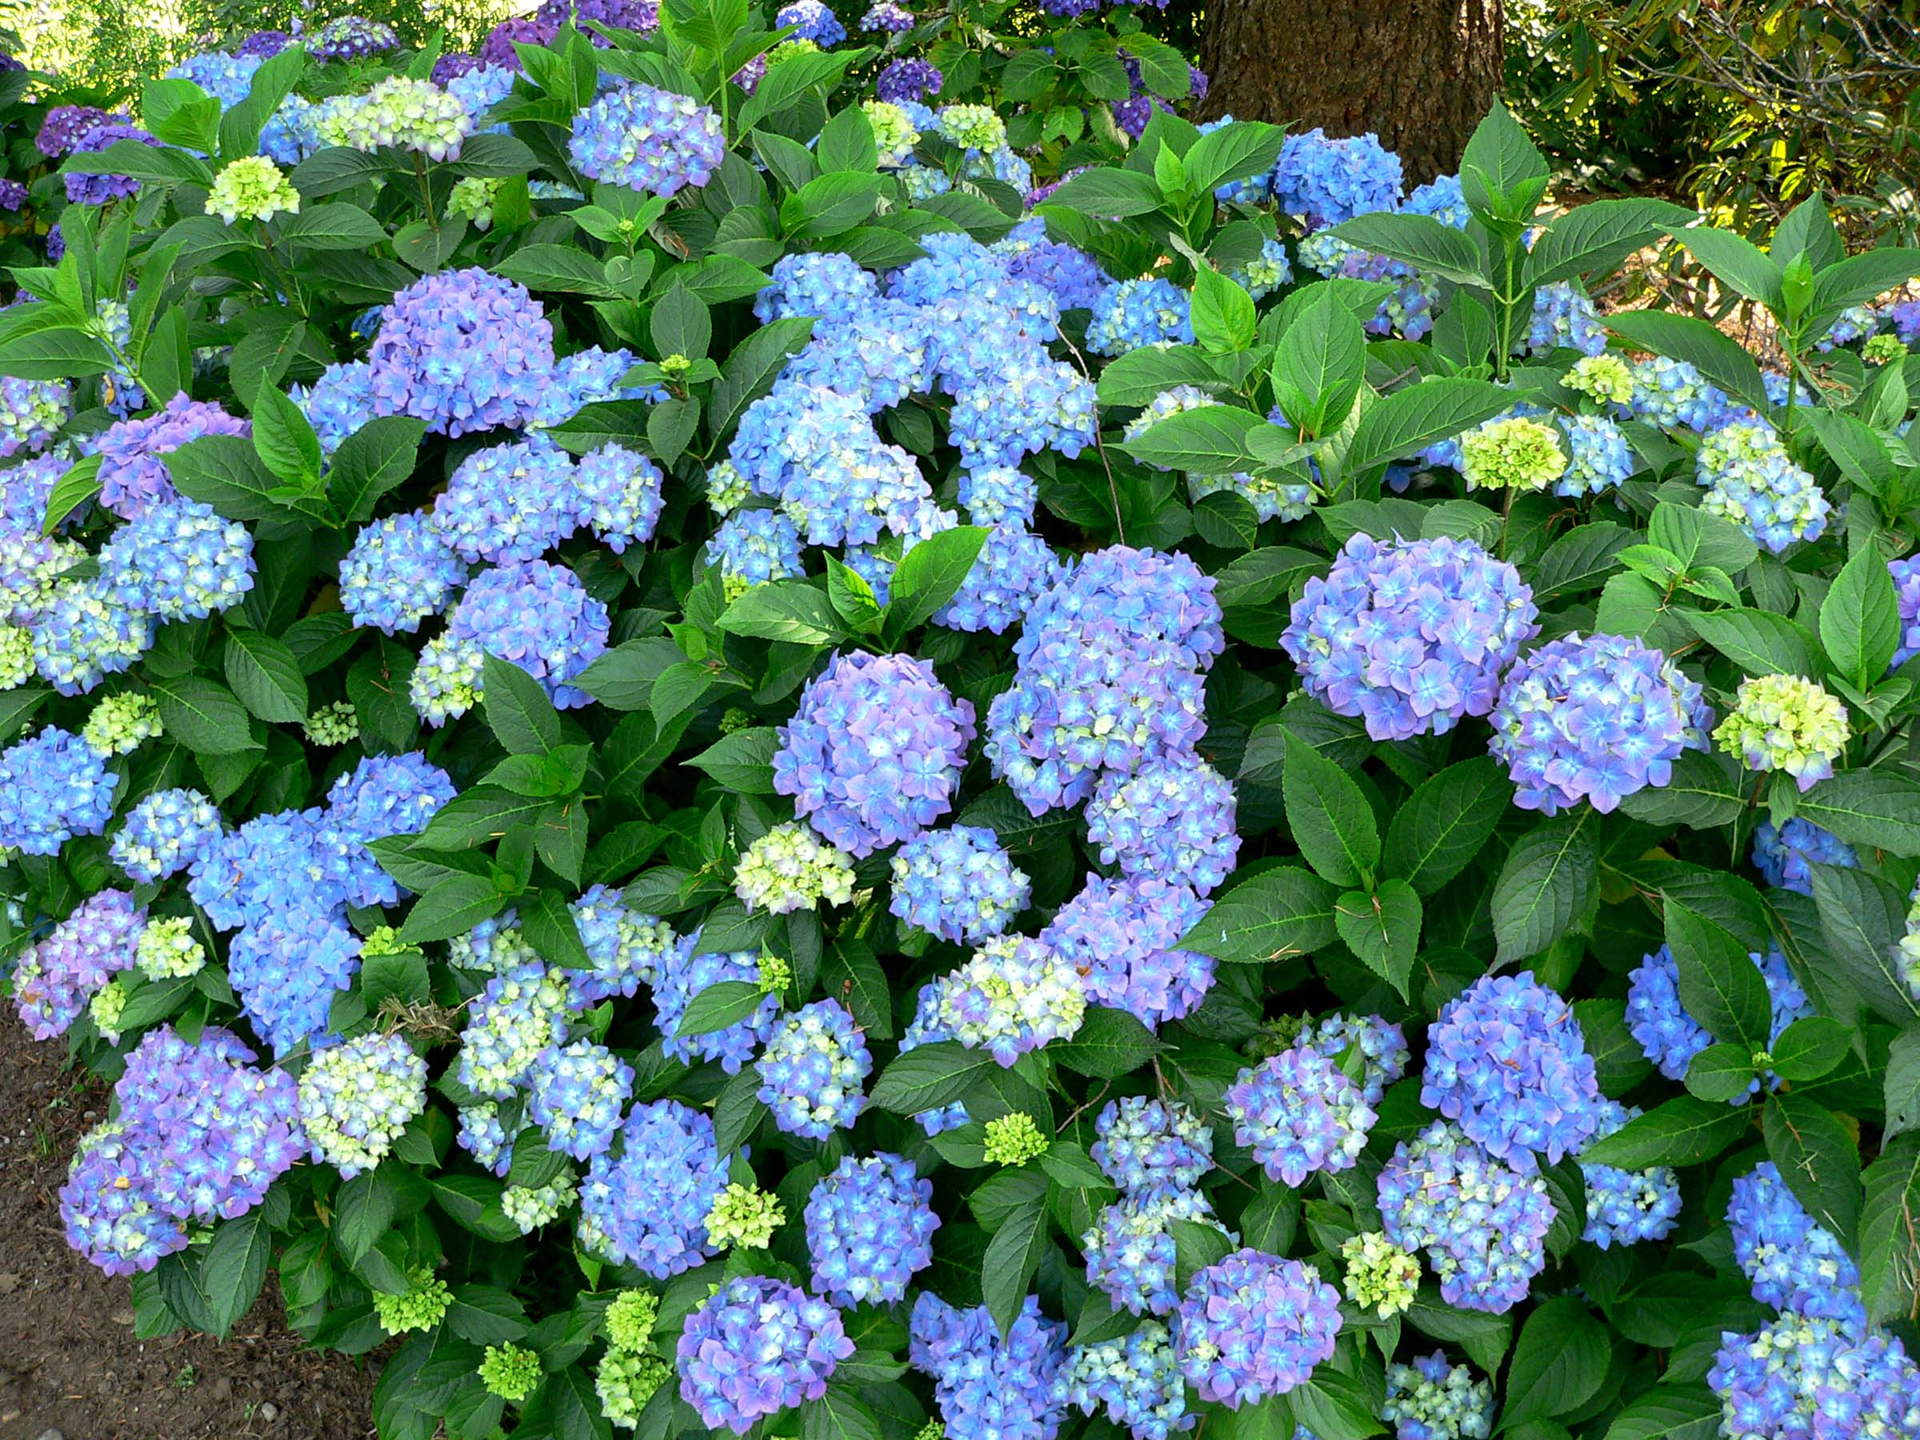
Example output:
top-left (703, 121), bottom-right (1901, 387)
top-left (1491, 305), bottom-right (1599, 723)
top-left (4, 9), bottom-right (1920, 1440)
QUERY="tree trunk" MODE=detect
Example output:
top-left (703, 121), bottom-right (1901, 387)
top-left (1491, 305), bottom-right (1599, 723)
top-left (1197, 0), bottom-right (1504, 184)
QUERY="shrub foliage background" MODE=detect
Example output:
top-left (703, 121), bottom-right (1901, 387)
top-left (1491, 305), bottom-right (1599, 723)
top-left (3, 5), bottom-right (1920, 1440)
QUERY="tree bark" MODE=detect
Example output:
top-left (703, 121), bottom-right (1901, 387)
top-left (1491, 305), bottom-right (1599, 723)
top-left (1197, 0), bottom-right (1504, 184)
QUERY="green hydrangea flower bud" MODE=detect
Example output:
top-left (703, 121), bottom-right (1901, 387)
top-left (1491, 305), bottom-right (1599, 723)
top-left (503, 1174), bottom-right (577, 1234)
top-left (372, 1266), bottom-right (453, 1335)
top-left (984, 1112), bottom-right (1050, 1167)
top-left (89, 978), bottom-right (127, 1044)
top-left (0, 624), bottom-right (33, 690)
top-left (733, 821), bottom-right (857, 915)
top-left (1566, 353), bottom-right (1635, 406)
top-left (766, 38), bottom-right (823, 71)
top-left (83, 692), bottom-right (162, 757)
top-left (596, 1348), bottom-right (670, 1430)
top-left (1865, 333), bottom-right (1906, 365)
top-left (1461, 416), bottom-right (1567, 493)
top-left (136, 916), bottom-right (207, 981)
top-left (479, 1342), bottom-right (543, 1403)
top-left (720, 706), bottom-right (754, 734)
top-left (1341, 1231), bottom-right (1421, 1318)
top-left (936, 103), bottom-right (1006, 151)
top-left (703, 1181), bottom-right (785, 1249)
top-left (756, 951), bottom-right (792, 996)
top-left (1714, 673), bottom-right (1849, 790)
top-left (603, 1288), bottom-right (661, 1352)
top-left (206, 155), bottom-right (301, 225)
top-left (303, 700), bottom-right (360, 746)
top-left (316, 77), bottom-right (472, 160)
top-left (914, 1423), bottom-right (946, 1440)
top-left (707, 460), bottom-right (749, 515)
top-left (863, 100), bottom-right (919, 165)
top-left (447, 176), bottom-right (503, 230)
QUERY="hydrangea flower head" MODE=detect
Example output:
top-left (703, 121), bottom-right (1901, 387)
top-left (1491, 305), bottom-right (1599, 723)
top-left (339, 511), bottom-right (468, 634)
top-left (226, 905), bottom-right (363, 1055)
top-left (1091, 1096), bottom-right (1214, 1197)
top-left (676, 1276), bottom-right (851, 1434)
top-left (1460, 416), bottom-right (1568, 492)
top-left (651, 938), bottom-right (780, 1072)
top-left (1228, 1044), bottom-right (1378, 1185)
top-left (1379, 1121), bottom-right (1555, 1312)
top-left (1341, 1232), bottom-right (1421, 1317)
top-left (710, 508), bottom-right (804, 599)
top-left (1715, 673), bottom-right (1847, 791)
top-left (0, 374), bottom-right (68, 459)
top-left (734, 821), bottom-right (856, 914)
top-left (1696, 421), bottom-right (1830, 552)
top-left (1489, 632), bottom-right (1709, 814)
top-left (1580, 1099), bottom-right (1682, 1249)
top-left (457, 961), bottom-right (572, 1097)
top-left (1752, 817), bottom-right (1856, 894)
top-left (13, 889), bottom-right (144, 1039)
top-left (207, 155), bottom-right (300, 223)
top-left (1043, 875), bottom-right (1214, 1029)
top-left (315, 77), bottom-right (473, 160)
top-left (1172, 1250), bottom-right (1342, 1407)
top-left (574, 444), bottom-right (664, 552)
top-left (910, 1292), bottom-right (1067, 1440)
top-left (984, 1112), bottom-right (1050, 1166)
top-left (1727, 1160), bottom-right (1864, 1324)
top-left (99, 497), bottom-right (255, 621)
top-left (1708, 1313), bottom-right (1920, 1440)
top-left (1064, 1320), bottom-right (1190, 1440)
top-left (1087, 1188), bottom-right (1233, 1317)
top-left (0, 726), bottom-right (118, 856)
top-left (773, 651), bottom-right (975, 856)
top-left (1526, 282), bottom-right (1607, 356)
top-left (297, 1033), bottom-right (427, 1177)
top-left (528, 1040), bottom-right (635, 1160)
top-left (934, 934), bottom-right (1086, 1065)
top-left (888, 824), bottom-right (1030, 943)
top-left (367, 268), bottom-right (555, 437)
top-left (704, 1181), bottom-right (784, 1248)
top-left (1384, 1352), bottom-right (1496, 1440)
top-left (877, 57), bottom-right (941, 104)
top-left (579, 1098), bottom-right (726, 1278)
top-left (310, 15), bottom-right (401, 60)
top-left (1567, 353), bottom-right (1636, 406)
top-left (430, 435), bottom-right (582, 563)
top-left (1297, 1012), bottom-right (1412, 1104)
top-left (565, 887), bottom-right (677, 1002)
top-left (81, 691), bottom-right (161, 757)
top-left (1272, 128), bottom-right (1403, 228)
top-left (1631, 356), bottom-right (1739, 433)
top-left (570, 82), bottom-right (726, 195)
top-left (95, 394), bottom-right (251, 521)
top-left (1086, 278), bottom-right (1194, 356)
top-left (755, 999), bottom-right (873, 1138)
top-left (805, 1152), bottom-right (940, 1307)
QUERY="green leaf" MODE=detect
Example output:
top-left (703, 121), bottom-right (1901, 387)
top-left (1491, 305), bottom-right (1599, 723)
top-left (1769, 1016), bottom-right (1852, 1082)
top-left (871, 1042), bottom-right (998, 1114)
top-left (1674, 228), bottom-right (1785, 311)
top-left (1859, 1131), bottom-right (1920, 1326)
top-left (800, 1390), bottom-right (882, 1440)
top-left (1808, 249), bottom-right (1920, 338)
top-left (1809, 863), bottom-right (1920, 1023)
top-left (361, 947), bottom-right (432, 1012)
top-left (1579, 1095), bottom-right (1752, 1168)
top-left (687, 726), bottom-right (778, 793)
top-left (1886, 1031), bottom-right (1920, 1142)
top-left (1685, 1042), bottom-right (1760, 1103)
top-left (1601, 1387), bottom-right (1722, 1440)
top-left (1604, 310), bottom-right (1769, 413)
top-left (1334, 879), bottom-right (1422, 999)
top-left (223, 629), bottom-right (309, 724)
top-left (1291, 1371), bottom-right (1388, 1440)
top-left (495, 243), bottom-right (616, 297)
top-left (1096, 345), bottom-right (1222, 406)
top-left (1281, 729), bottom-right (1380, 887)
top-left (1329, 212), bottom-right (1487, 287)
top-left (1490, 813), bottom-right (1597, 967)
top-left (1182, 119), bottom-right (1286, 196)
top-left (1532, 522), bottom-right (1635, 602)
top-left (1618, 749), bottom-right (1744, 829)
top-left (152, 676), bottom-right (260, 755)
top-left (676, 979), bottom-right (770, 1037)
top-left (1381, 757), bottom-right (1508, 896)
top-left (1038, 167), bottom-right (1164, 217)
top-left (197, 1209), bottom-right (272, 1339)
top-left (1680, 607), bottom-right (1818, 678)
top-left (1526, 198), bottom-right (1695, 289)
top-left (1799, 774), bottom-right (1920, 860)
top-left (1665, 900), bottom-right (1773, 1050)
top-left (1459, 99), bottom-right (1549, 215)
top-left (483, 655), bottom-right (563, 756)
top-left (1649, 501), bottom-right (1760, 574)
top-left (167, 432), bottom-right (326, 523)
top-left (1191, 265), bottom-right (1256, 355)
top-left (398, 875), bottom-right (509, 944)
top-left (277, 203), bottom-right (387, 253)
top-left (327, 416), bottom-right (427, 523)
top-left (1502, 1297), bottom-right (1609, 1428)
top-left (883, 526), bottom-right (988, 641)
top-left (333, 1166), bottom-right (399, 1265)
top-left (1343, 377), bottom-right (1519, 476)
top-left (1763, 1091), bottom-right (1861, 1248)
top-left (1052, 1006), bottom-right (1159, 1079)
top-left (718, 579), bottom-right (849, 645)
top-left (1820, 546), bottom-right (1901, 688)
top-left (981, 1197), bottom-right (1049, 1338)
top-left (40, 454), bottom-right (103, 536)
top-left (650, 282), bottom-right (712, 360)
top-left (1180, 866), bottom-right (1339, 963)
top-left (1273, 282), bottom-right (1367, 435)
top-left (1119, 402), bottom-right (1263, 475)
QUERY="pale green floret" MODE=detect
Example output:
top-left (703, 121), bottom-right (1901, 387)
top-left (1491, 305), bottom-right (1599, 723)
top-left (479, 1342), bottom-right (543, 1403)
top-left (1565, 353), bottom-right (1636, 406)
top-left (372, 1266), bottom-right (453, 1335)
top-left (503, 1175), bottom-right (577, 1233)
top-left (703, 1181), bottom-right (785, 1249)
top-left (1713, 673), bottom-right (1848, 787)
top-left (597, 1348), bottom-right (671, 1429)
top-left (863, 100), bottom-right (920, 165)
top-left (707, 460), bottom-right (749, 515)
top-left (89, 979), bottom-right (127, 1043)
top-left (1864, 332), bottom-right (1906, 364)
top-left (0, 624), bottom-right (33, 689)
top-left (136, 916), bottom-right (207, 981)
top-left (83, 692), bottom-right (162, 757)
top-left (207, 156), bottom-right (301, 224)
top-left (303, 700), bottom-right (360, 746)
top-left (1341, 1230), bottom-right (1422, 1318)
top-left (447, 176), bottom-right (503, 230)
top-left (1460, 416), bottom-right (1567, 493)
top-left (984, 1112), bottom-right (1050, 1167)
top-left (603, 1288), bottom-right (662, 1352)
top-left (733, 821), bottom-right (857, 915)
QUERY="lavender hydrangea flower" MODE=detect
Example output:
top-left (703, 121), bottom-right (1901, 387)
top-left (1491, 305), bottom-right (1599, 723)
top-left (1379, 1121), bottom-right (1555, 1313)
top-left (1297, 1013), bottom-right (1410, 1105)
top-left (1892, 553), bottom-right (1920, 668)
top-left (565, 886), bottom-right (678, 1002)
top-left (756, 999), bottom-right (872, 1138)
top-left (1580, 1100), bottom-right (1681, 1249)
top-left (1086, 752), bottom-right (1240, 895)
top-left (309, 15), bottom-right (401, 61)
top-left (367, 268), bottom-right (555, 437)
top-left (1420, 970), bottom-right (1604, 1171)
top-left (0, 726), bottom-right (118, 856)
top-left (418, 559), bottom-right (610, 719)
top-left (13, 889), bottom-right (143, 1039)
top-left (934, 935), bottom-right (1086, 1065)
top-left (1728, 1161), bottom-right (1864, 1324)
top-left (1283, 533), bottom-right (1540, 743)
top-left (1708, 1314), bottom-right (1920, 1440)
top-left (64, 121), bottom-right (161, 204)
top-left (877, 57), bottom-right (941, 104)
top-left (1042, 875), bottom-right (1215, 1029)
top-left (578, 1098), bottom-right (726, 1277)
top-left (570, 82), bottom-right (725, 196)
top-left (1172, 1250), bottom-right (1342, 1407)
top-left (773, 651), bottom-right (975, 856)
top-left (528, 1040), bottom-right (635, 1161)
top-left (676, 1276), bottom-right (851, 1434)
top-left (1087, 1188), bottom-right (1234, 1316)
top-left (95, 394), bottom-right (251, 520)
top-left (910, 1292), bottom-right (1067, 1440)
top-left (805, 1152), bottom-right (940, 1307)
top-left (1489, 632), bottom-right (1710, 814)
top-left (1064, 1321), bottom-right (1191, 1440)
top-left (1752, 818), bottom-right (1857, 895)
top-left (1227, 1045), bottom-right (1378, 1185)
top-left (339, 512), bottom-right (468, 633)
top-left (457, 961), bottom-right (572, 1098)
top-left (1092, 1096), bottom-right (1214, 1198)
top-left (1626, 943), bottom-right (1810, 1100)
top-left (888, 824), bottom-right (1030, 943)
top-left (318, 752), bottom-right (456, 906)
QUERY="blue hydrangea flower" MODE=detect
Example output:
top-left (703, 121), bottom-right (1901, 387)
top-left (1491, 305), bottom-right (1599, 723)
top-left (0, 374), bottom-right (68, 460)
top-left (910, 1292), bottom-right (1067, 1440)
top-left (677, 1275), bottom-right (851, 1434)
top-left (1172, 1249), bottom-right (1342, 1407)
top-left (1227, 1045), bottom-right (1378, 1185)
top-left (773, 651), bottom-right (975, 856)
top-left (1086, 277), bottom-right (1194, 356)
top-left (309, 15), bottom-right (401, 60)
top-left (957, 465), bottom-right (1038, 527)
top-left (29, 579), bottom-right (152, 695)
top-left (339, 511), bottom-right (468, 633)
top-left (1092, 1096), bottom-right (1214, 1198)
top-left (899, 983), bottom-right (968, 1135)
top-left (1272, 128), bottom-right (1403, 228)
top-left (13, 889), bottom-right (143, 1040)
top-left (1580, 1099), bottom-right (1681, 1249)
top-left (226, 905), bottom-right (363, 1055)
top-left (1630, 356), bottom-right (1740, 434)
top-left (1708, 1314), bottom-right (1920, 1440)
top-left (574, 443), bottom-right (665, 552)
top-left (776, 0), bottom-right (845, 43)
top-left (1087, 752), bottom-right (1240, 896)
top-left (1526, 282), bottom-right (1607, 356)
top-left (187, 809), bottom-right (337, 929)
top-left (1064, 1321), bottom-right (1191, 1440)
top-left (457, 961), bottom-right (572, 1098)
top-left (570, 82), bottom-right (725, 195)
top-left (1297, 1013), bottom-right (1411, 1106)
top-left (291, 361), bottom-right (375, 454)
top-left (755, 252), bottom-right (881, 327)
top-left (933, 524), bottom-right (1063, 635)
top-left (430, 559), bottom-right (611, 714)
top-left (652, 938), bottom-right (780, 1073)
top-left (1378, 1121), bottom-right (1555, 1313)
top-left (1555, 413), bottom-right (1635, 497)
top-left (999, 231), bottom-right (1109, 312)
top-left (889, 824), bottom-right (1030, 943)
top-left (530, 345), bottom-right (665, 426)
top-left (1087, 1188), bottom-right (1234, 1316)
top-left (1421, 970), bottom-right (1604, 1171)
top-left (1043, 875), bottom-right (1215, 1029)
top-left (94, 497), bottom-right (255, 621)
top-left (430, 436), bottom-right (582, 563)
top-left (1384, 1352), bottom-right (1496, 1440)
top-left (0, 726), bottom-right (117, 855)
top-left (578, 1098), bottom-right (727, 1277)
top-left (165, 49), bottom-right (266, 107)
top-left (709, 508), bottom-right (805, 598)
top-left (317, 752), bottom-right (456, 906)
top-left (1891, 554), bottom-right (1920, 668)
top-left (1696, 420), bottom-right (1831, 553)
top-left (367, 268), bottom-right (555, 437)
top-left (528, 1040), bottom-right (635, 1161)
top-left (948, 352), bottom-right (1095, 470)
top-left (1728, 1161), bottom-right (1865, 1324)
top-left (456, 1103), bottom-right (513, 1177)
top-left (1489, 632), bottom-right (1711, 814)
top-left (566, 885), bottom-right (677, 1002)
top-left (111, 787), bottom-right (222, 883)
top-left (1752, 818), bottom-right (1857, 895)
top-left (730, 382), bottom-right (932, 546)
top-left (1626, 943), bottom-right (1811, 1100)
top-left (780, 300), bottom-right (932, 412)
top-left (934, 935), bottom-right (1086, 1066)
top-left (756, 999), bottom-right (871, 1138)
top-left (805, 1152), bottom-right (940, 1307)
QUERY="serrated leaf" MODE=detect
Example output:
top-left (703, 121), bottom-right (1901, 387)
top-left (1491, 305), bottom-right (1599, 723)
top-left (1491, 813), bottom-right (1597, 967)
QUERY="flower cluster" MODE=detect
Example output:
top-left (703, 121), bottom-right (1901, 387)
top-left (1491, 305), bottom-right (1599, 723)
top-left (13, 888), bottom-right (143, 1039)
top-left (457, 962), bottom-right (573, 1097)
top-left (1460, 416), bottom-right (1568, 492)
top-left (1085, 752), bottom-right (1240, 895)
top-left (888, 824), bottom-right (1030, 942)
top-left (755, 999), bottom-right (872, 1138)
top-left (1284, 533), bottom-right (1540, 742)
top-left (677, 1276), bottom-right (851, 1434)
top-left (1379, 1121), bottom-right (1556, 1313)
top-left (1086, 1187), bottom-right (1232, 1316)
top-left (1383, 1353), bottom-right (1495, 1440)
top-left (1715, 673), bottom-right (1848, 791)
top-left (1064, 1322), bottom-right (1190, 1440)
top-left (578, 1098), bottom-right (726, 1277)
top-left (1086, 277), bottom-right (1194, 355)
top-left (1580, 1100), bottom-right (1682, 1248)
top-left (1728, 1161), bottom-right (1864, 1323)
top-left (1752, 817), bottom-right (1857, 893)
top-left (733, 821), bottom-right (856, 914)
top-left (309, 15), bottom-right (401, 61)
top-left (364, 267), bottom-right (556, 437)
top-left (1042, 874), bottom-right (1214, 1028)
top-left (296, 1033), bottom-right (428, 1178)
top-left (805, 1152), bottom-right (940, 1306)
top-left (933, 934), bottom-right (1086, 1064)
top-left (0, 726), bottom-right (118, 857)
top-left (1271, 128), bottom-right (1403, 227)
top-left (1696, 421), bottom-right (1831, 553)
top-left (1708, 1314), bottom-right (1920, 1440)
top-left (316, 78), bottom-right (472, 160)
top-left (652, 940), bottom-right (780, 1072)
top-left (570, 82), bottom-right (726, 195)
top-left (110, 789), bottom-right (222, 883)
top-left (413, 560), bottom-right (611, 721)
top-left (95, 393), bottom-right (252, 520)
top-left (1341, 1232), bottom-right (1422, 1318)
top-left (1489, 632), bottom-right (1709, 814)
top-left (911, 1292), bottom-right (1068, 1440)
top-left (704, 1182), bottom-right (784, 1248)
top-left (528, 1041), bottom-right (635, 1160)
top-left (1172, 1250), bottom-right (1342, 1407)
top-left (1226, 1043), bottom-right (1378, 1185)
top-left (1092, 1096), bottom-right (1215, 1197)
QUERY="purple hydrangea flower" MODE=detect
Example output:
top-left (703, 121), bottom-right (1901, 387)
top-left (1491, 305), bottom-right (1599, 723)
top-left (366, 268), bottom-right (556, 436)
top-left (1227, 1045), bottom-right (1378, 1186)
top-left (1086, 752), bottom-right (1240, 895)
top-left (805, 1152), bottom-right (940, 1307)
top-left (1379, 1121), bottom-right (1555, 1313)
top-left (570, 82), bottom-right (726, 196)
top-left (911, 1292), bottom-right (1067, 1440)
top-left (13, 889), bottom-right (143, 1039)
top-left (889, 824), bottom-right (1030, 943)
top-left (1708, 1314), bottom-right (1920, 1440)
top-left (64, 121), bottom-right (161, 204)
top-left (1297, 1012), bottom-right (1410, 1105)
top-left (677, 1276), bottom-right (851, 1434)
top-left (1042, 875), bottom-right (1215, 1029)
top-left (777, 0), bottom-right (845, 43)
top-left (225, 905), bottom-right (363, 1054)
top-left (1172, 1250), bottom-right (1342, 1407)
top-left (95, 394), bottom-right (252, 521)
top-left (1087, 1188), bottom-right (1232, 1316)
top-left (756, 999), bottom-right (872, 1138)
top-left (1580, 1099), bottom-right (1681, 1249)
top-left (877, 57), bottom-right (941, 104)
top-left (1727, 1160), bottom-right (1865, 1325)
top-left (1272, 128), bottom-right (1404, 229)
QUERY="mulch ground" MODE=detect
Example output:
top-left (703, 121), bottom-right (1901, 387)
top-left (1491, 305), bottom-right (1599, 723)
top-left (0, 1022), bottom-right (376, 1440)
